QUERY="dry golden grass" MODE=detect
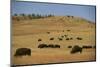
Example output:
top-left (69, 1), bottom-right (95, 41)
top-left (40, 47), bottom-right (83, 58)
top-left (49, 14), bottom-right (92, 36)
top-left (12, 16), bottom-right (96, 65)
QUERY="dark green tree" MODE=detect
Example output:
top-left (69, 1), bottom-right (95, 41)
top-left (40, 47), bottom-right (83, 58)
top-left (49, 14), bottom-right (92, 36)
top-left (14, 14), bottom-right (18, 16)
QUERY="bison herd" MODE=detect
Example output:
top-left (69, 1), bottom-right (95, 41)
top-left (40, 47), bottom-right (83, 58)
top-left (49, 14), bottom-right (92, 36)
top-left (14, 45), bottom-right (95, 57)
top-left (70, 45), bottom-right (95, 54)
top-left (38, 35), bottom-right (83, 42)
top-left (38, 44), bottom-right (60, 48)
top-left (14, 30), bottom-right (95, 57)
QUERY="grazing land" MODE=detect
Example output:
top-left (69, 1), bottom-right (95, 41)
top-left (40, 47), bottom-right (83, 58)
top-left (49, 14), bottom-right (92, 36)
top-left (12, 16), bottom-right (96, 65)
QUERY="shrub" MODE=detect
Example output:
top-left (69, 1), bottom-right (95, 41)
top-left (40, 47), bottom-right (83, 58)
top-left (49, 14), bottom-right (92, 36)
top-left (71, 16), bottom-right (74, 18)
top-left (14, 14), bottom-right (18, 16)
top-left (16, 18), bottom-right (20, 21)
top-left (67, 16), bottom-right (70, 18)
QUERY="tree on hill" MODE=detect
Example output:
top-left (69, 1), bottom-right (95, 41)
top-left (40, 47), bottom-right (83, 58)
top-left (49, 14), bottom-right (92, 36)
top-left (20, 13), bottom-right (26, 17)
top-left (47, 14), bottom-right (54, 17)
top-left (14, 14), bottom-right (18, 16)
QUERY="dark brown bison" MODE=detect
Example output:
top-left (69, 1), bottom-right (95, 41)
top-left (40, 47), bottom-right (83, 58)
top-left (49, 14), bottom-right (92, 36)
top-left (61, 36), bottom-right (64, 38)
top-left (38, 44), bottom-right (48, 48)
top-left (82, 45), bottom-right (92, 49)
top-left (76, 37), bottom-right (82, 40)
top-left (67, 30), bottom-right (70, 31)
top-left (14, 48), bottom-right (31, 57)
top-left (48, 44), bottom-right (60, 48)
top-left (68, 46), bottom-right (72, 48)
top-left (64, 35), bottom-right (68, 37)
top-left (70, 45), bottom-right (82, 54)
top-left (47, 32), bottom-right (50, 34)
top-left (70, 38), bottom-right (73, 40)
top-left (38, 39), bottom-right (42, 41)
top-left (58, 38), bottom-right (63, 41)
top-left (55, 45), bottom-right (60, 48)
top-left (48, 44), bottom-right (54, 48)
top-left (50, 38), bottom-right (54, 40)
top-left (93, 45), bottom-right (96, 48)
top-left (66, 38), bottom-right (69, 40)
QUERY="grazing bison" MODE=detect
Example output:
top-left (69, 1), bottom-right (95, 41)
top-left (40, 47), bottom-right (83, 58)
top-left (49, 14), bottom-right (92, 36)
top-left (82, 46), bottom-right (92, 49)
top-left (14, 48), bottom-right (31, 57)
top-left (47, 32), bottom-right (50, 34)
top-left (50, 38), bottom-right (54, 40)
top-left (76, 37), bottom-right (82, 40)
top-left (67, 30), bottom-right (70, 31)
top-left (58, 38), bottom-right (63, 41)
top-left (38, 44), bottom-right (48, 48)
top-left (64, 35), bottom-right (68, 37)
top-left (93, 45), bottom-right (96, 48)
top-left (70, 38), bottom-right (73, 40)
top-left (55, 45), bottom-right (60, 48)
top-left (48, 44), bottom-right (60, 48)
top-left (61, 36), bottom-right (64, 38)
top-left (48, 44), bottom-right (54, 48)
top-left (70, 45), bottom-right (82, 54)
top-left (68, 46), bottom-right (72, 48)
top-left (38, 39), bottom-right (42, 41)
top-left (66, 38), bottom-right (69, 40)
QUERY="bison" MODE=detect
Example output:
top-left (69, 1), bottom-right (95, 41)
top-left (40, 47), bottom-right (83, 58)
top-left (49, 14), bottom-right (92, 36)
top-left (82, 45), bottom-right (92, 49)
top-left (61, 36), bottom-right (64, 38)
top-left (48, 44), bottom-right (54, 48)
top-left (70, 45), bottom-right (82, 54)
top-left (58, 38), bottom-right (63, 41)
top-left (48, 44), bottom-right (60, 48)
top-left (70, 38), bottom-right (73, 40)
top-left (14, 48), bottom-right (31, 57)
top-left (76, 37), bottom-right (82, 40)
top-left (93, 45), bottom-right (96, 48)
top-left (68, 46), bottom-right (72, 48)
top-left (38, 39), bottom-right (42, 41)
top-left (47, 32), bottom-right (50, 34)
top-left (38, 44), bottom-right (48, 48)
top-left (67, 30), bottom-right (70, 31)
top-left (50, 38), bottom-right (54, 40)
top-left (55, 44), bottom-right (60, 48)
top-left (66, 38), bottom-right (69, 40)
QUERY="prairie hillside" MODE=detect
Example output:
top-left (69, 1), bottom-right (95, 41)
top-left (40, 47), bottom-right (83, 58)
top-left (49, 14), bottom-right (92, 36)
top-left (12, 16), bottom-right (96, 65)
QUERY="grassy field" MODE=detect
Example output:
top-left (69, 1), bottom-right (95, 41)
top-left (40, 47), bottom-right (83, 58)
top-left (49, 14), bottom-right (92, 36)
top-left (12, 16), bottom-right (96, 65)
